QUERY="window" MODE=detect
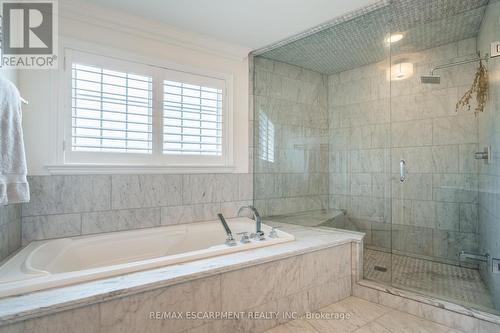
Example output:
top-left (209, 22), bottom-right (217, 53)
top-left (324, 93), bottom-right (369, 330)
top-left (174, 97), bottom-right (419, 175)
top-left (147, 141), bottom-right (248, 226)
top-left (163, 80), bottom-right (222, 155)
top-left (72, 64), bottom-right (153, 153)
top-left (258, 111), bottom-right (275, 163)
top-left (63, 50), bottom-right (231, 168)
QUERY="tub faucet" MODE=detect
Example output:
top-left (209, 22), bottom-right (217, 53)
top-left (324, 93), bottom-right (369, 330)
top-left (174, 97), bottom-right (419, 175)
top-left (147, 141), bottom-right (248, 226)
top-left (217, 213), bottom-right (236, 246)
top-left (237, 205), bottom-right (264, 240)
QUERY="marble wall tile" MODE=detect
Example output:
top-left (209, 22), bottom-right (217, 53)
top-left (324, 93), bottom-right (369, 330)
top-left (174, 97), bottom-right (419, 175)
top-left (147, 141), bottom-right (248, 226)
top-left (371, 222), bottom-right (391, 249)
top-left (215, 174), bottom-right (241, 203)
top-left (479, 320), bottom-right (500, 333)
top-left (391, 147), bottom-right (433, 173)
top-left (391, 199), bottom-right (411, 225)
top-left (0, 304), bottom-right (100, 333)
top-left (111, 175), bottom-right (182, 210)
top-left (21, 172), bottom-right (252, 242)
top-left (301, 243), bottom-right (351, 288)
top-left (459, 203), bottom-right (478, 233)
top-left (350, 149), bottom-right (387, 173)
top-left (161, 203), bottom-right (221, 225)
top-left (391, 119), bottom-right (433, 147)
top-left (350, 173), bottom-right (372, 196)
top-left (182, 174), bottom-right (224, 205)
top-left (0, 224), bottom-right (9, 262)
top-left (392, 224), bottom-right (433, 257)
top-left (306, 276), bottom-right (351, 311)
top-left (22, 175), bottom-right (111, 217)
top-left (276, 290), bottom-right (311, 324)
top-left (221, 256), bottom-right (302, 312)
top-left (435, 202), bottom-right (460, 231)
top-left (391, 173), bottom-right (433, 200)
top-left (411, 200), bottom-right (436, 228)
top-left (330, 174), bottom-right (349, 195)
top-left (459, 144), bottom-right (479, 173)
top-left (0, 204), bottom-right (20, 227)
top-left (432, 173), bottom-right (478, 203)
top-left (352, 284), bottom-right (380, 303)
top-left (99, 275), bottom-right (221, 333)
top-left (432, 230), bottom-right (478, 261)
top-left (419, 302), bottom-right (479, 333)
top-left (22, 214), bottom-right (81, 244)
top-left (238, 174), bottom-right (253, 201)
top-left (220, 200), bottom-right (253, 218)
top-left (432, 145), bottom-right (459, 173)
top-left (0, 204), bottom-right (21, 261)
top-left (433, 115), bottom-right (477, 145)
top-left (81, 208), bottom-right (161, 234)
top-left (6, 220), bottom-right (21, 255)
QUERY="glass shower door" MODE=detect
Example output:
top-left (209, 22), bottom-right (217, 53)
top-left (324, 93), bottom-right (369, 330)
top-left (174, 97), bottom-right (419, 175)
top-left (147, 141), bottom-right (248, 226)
top-left (388, 15), bottom-right (494, 311)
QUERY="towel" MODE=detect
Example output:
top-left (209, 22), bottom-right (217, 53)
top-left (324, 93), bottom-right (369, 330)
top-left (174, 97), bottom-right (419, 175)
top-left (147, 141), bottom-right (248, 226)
top-left (0, 75), bottom-right (29, 205)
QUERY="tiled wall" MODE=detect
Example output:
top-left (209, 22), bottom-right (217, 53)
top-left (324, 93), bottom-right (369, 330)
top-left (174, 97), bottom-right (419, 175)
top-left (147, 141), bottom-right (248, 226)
top-left (21, 174), bottom-right (252, 244)
top-left (328, 38), bottom-right (481, 265)
top-left (0, 243), bottom-right (352, 333)
top-left (0, 205), bottom-right (21, 261)
top-left (477, 0), bottom-right (500, 309)
top-left (253, 57), bottom-right (329, 217)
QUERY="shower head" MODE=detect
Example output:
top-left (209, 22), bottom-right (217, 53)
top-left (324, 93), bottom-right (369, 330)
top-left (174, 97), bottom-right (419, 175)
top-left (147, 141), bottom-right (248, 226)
top-left (420, 75), bottom-right (441, 84)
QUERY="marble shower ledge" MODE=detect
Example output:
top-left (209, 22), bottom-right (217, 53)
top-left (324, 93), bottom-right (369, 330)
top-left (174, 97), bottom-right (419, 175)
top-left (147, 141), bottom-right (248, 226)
top-left (357, 279), bottom-right (500, 325)
top-left (0, 224), bottom-right (362, 326)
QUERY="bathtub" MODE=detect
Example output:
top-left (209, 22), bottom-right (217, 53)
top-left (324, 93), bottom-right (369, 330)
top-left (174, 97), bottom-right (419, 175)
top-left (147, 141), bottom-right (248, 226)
top-left (0, 217), bottom-right (294, 298)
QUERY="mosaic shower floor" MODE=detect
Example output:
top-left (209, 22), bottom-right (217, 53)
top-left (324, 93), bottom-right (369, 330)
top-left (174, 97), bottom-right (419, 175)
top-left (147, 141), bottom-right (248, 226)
top-left (363, 249), bottom-right (494, 310)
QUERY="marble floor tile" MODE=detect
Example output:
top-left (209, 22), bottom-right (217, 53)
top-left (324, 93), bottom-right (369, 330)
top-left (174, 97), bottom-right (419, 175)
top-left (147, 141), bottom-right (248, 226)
top-left (375, 310), bottom-right (450, 333)
top-left (363, 249), bottom-right (493, 310)
top-left (353, 321), bottom-right (392, 333)
top-left (264, 297), bottom-right (465, 333)
top-left (306, 297), bottom-right (390, 333)
top-left (262, 319), bottom-right (317, 333)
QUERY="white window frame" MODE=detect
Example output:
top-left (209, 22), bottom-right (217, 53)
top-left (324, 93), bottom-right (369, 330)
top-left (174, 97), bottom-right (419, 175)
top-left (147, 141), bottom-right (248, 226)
top-left (55, 47), bottom-right (234, 173)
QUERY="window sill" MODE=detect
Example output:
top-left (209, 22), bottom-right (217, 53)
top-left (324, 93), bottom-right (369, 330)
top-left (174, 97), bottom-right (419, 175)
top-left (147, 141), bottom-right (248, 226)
top-left (45, 164), bottom-right (236, 175)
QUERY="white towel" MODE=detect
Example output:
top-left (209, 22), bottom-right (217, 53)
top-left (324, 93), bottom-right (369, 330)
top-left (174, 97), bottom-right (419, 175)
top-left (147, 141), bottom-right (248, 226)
top-left (0, 75), bottom-right (29, 205)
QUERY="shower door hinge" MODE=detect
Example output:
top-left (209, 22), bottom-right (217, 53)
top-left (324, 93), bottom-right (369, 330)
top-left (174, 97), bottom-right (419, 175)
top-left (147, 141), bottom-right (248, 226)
top-left (491, 42), bottom-right (500, 58)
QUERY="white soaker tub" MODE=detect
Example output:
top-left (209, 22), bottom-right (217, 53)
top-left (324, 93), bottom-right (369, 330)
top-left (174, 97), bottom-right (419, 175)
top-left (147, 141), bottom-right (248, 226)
top-left (0, 217), bottom-right (294, 298)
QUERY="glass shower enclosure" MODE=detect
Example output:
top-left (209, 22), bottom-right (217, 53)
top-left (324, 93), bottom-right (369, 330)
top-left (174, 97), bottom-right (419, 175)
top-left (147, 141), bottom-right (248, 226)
top-left (252, 0), bottom-right (499, 316)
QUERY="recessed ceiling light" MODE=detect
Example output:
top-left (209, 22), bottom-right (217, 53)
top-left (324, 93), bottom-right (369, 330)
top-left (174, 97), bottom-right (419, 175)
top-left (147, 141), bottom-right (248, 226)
top-left (386, 33), bottom-right (404, 44)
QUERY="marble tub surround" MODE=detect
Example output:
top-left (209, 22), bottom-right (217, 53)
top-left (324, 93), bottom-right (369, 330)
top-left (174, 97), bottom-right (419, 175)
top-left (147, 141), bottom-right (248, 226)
top-left (327, 38), bottom-right (481, 266)
top-left (253, 57), bottom-right (330, 217)
top-left (20, 173), bottom-right (253, 244)
top-left (353, 281), bottom-right (500, 332)
top-left (0, 223), bottom-right (361, 331)
top-left (0, 204), bottom-right (21, 262)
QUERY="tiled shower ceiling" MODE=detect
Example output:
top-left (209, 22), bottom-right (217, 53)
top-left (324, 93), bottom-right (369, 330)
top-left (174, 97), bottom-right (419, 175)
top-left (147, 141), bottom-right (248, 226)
top-left (255, 0), bottom-right (494, 75)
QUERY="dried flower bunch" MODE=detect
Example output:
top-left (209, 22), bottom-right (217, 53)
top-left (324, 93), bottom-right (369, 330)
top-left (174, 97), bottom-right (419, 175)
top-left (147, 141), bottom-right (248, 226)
top-left (456, 59), bottom-right (488, 115)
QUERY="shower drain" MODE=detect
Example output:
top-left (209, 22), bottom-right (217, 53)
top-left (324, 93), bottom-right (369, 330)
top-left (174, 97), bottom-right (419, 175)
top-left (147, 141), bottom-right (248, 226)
top-left (374, 266), bottom-right (388, 272)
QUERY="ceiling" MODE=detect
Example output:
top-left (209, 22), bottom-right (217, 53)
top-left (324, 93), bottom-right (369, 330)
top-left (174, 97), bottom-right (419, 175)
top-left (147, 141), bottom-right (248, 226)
top-left (258, 0), bottom-right (495, 75)
top-left (82, 0), bottom-right (377, 50)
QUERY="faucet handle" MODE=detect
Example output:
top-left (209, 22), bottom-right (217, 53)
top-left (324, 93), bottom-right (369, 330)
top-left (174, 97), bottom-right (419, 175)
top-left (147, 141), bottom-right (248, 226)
top-left (236, 232), bottom-right (251, 244)
top-left (225, 235), bottom-right (237, 247)
top-left (250, 231), bottom-right (266, 241)
top-left (269, 226), bottom-right (281, 238)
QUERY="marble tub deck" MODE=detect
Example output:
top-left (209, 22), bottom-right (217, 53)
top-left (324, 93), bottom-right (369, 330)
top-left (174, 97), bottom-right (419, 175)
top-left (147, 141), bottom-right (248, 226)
top-left (0, 223), bottom-right (362, 326)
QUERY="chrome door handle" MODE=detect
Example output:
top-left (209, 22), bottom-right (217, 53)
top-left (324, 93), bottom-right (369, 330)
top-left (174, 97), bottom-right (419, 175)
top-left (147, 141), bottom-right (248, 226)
top-left (400, 159), bottom-right (406, 183)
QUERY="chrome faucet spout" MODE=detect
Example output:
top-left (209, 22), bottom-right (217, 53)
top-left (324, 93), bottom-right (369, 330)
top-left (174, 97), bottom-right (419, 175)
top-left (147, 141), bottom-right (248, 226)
top-left (237, 205), bottom-right (263, 239)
